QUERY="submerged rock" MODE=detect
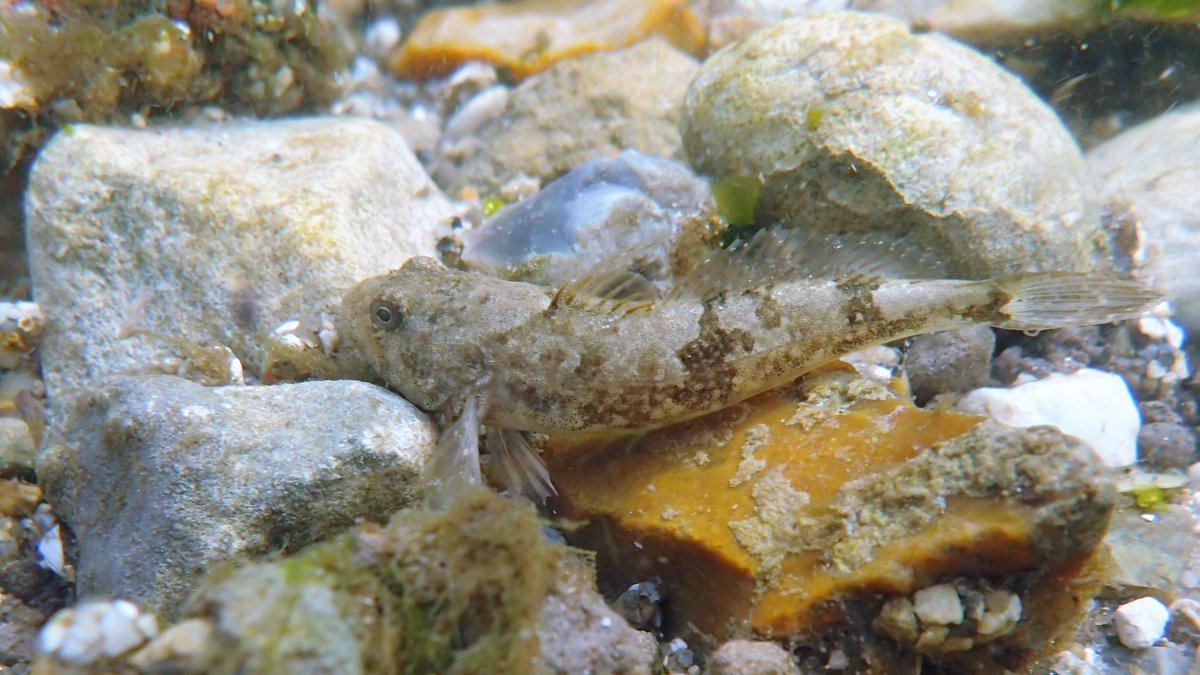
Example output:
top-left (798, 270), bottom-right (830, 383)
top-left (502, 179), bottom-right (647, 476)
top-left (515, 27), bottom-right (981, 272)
top-left (37, 375), bottom-right (436, 619)
top-left (1087, 103), bottom-right (1200, 330)
top-left (391, 0), bottom-right (706, 82)
top-left (705, 639), bottom-right (800, 675)
top-left (547, 366), bottom-right (1114, 668)
top-left (128, 490), bottom-right (649, 674)
top-left (903, 327), bottom-right (996, 405)
top-left (680, 11), bottom-right (1105, 279)
top-left (441, 40), bottom-right (699, 196)
top-left (25, 118), bottom-right (452, 412)
top-left (459, 150), bottom-right (716, 286)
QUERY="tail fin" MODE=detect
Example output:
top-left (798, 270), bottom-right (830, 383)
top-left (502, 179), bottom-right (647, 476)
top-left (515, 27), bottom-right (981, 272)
top-left (989, 272), bottom-right (1167, 332)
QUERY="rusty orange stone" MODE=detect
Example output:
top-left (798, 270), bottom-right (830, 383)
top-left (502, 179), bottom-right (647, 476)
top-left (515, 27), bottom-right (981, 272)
top-left (391, 0), bottom-right (707, 82)
top-left (545, 368), bottom-right (1112, 641)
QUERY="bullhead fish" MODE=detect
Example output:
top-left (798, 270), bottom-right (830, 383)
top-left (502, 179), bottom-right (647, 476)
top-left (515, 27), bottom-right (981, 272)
top-left (339, 228), bottom-right (1165, 506)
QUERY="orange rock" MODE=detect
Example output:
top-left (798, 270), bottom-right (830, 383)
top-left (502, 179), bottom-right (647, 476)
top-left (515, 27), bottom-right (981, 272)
top-left (391, 0), bottom-right (707, 82)
top-left (545, 368), bottom-right (1114, 647)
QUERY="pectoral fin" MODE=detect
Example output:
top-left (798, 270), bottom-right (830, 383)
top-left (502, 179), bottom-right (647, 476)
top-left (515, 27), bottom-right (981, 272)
top-left (424, 395), bottom-right (484, 510)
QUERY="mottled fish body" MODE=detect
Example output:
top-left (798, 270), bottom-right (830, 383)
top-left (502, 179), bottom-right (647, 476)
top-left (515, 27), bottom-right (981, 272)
top-left (339, 230), bottom-right (1165, 504)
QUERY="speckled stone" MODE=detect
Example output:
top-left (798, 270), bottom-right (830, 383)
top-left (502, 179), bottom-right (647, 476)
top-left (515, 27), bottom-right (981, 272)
top-left (25, 117), bottom-right (453, 415)
top-left (681, 11), bottom-right (1106, 279)
top-left (37, 375), bottom-right (436, 619)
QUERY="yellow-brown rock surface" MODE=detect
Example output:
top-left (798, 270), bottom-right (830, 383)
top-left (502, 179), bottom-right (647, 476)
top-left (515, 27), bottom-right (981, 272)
top-left (545, 368), bottom-right (1115, 647)
top-left (391, 0), bottom-right (706, 81)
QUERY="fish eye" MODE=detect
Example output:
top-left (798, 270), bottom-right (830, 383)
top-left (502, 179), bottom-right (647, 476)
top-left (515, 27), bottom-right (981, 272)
top-left (370, 299), bottom-right (403, 330)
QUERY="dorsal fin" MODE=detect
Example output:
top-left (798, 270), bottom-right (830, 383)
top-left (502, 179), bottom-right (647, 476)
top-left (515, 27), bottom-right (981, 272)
top-left (547, 235), bottom-right (669, 314)
top-left (668, 226), bottom-right (947, 301)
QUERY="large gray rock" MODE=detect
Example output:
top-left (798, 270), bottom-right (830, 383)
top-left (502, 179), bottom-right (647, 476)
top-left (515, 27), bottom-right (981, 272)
top-left (1087, 104), bottom-right (1200, 330)
top-left (440, 39), bottom-right (699, 195)
top-left (37, 375), bottom-right (436, 620)
top-left (681, 11), bottom-right (1106, 279)
top-left (25, 117), bottom-right (453, 412)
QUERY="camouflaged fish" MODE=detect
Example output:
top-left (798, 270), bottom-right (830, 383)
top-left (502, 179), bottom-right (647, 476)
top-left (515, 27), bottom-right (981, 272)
top-left (339, 228), bottom-right (1165, 506)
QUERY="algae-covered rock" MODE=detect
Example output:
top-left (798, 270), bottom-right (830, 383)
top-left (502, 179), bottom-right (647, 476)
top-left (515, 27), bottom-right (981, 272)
top-left (0, 0), bottom-right (352, 175)
top-left (37, 374), bottom-right (436, 620)
top-left (25, 118), bottom-right (453, 412)
top-left (442, 39), bottom-right (699, 196)
top-left (547, 366), bottom-right (1115, 665)
top-left (1087, 104), bottom-right (1200, 330)
top-left (131, 490), bottom-right (649, 674)
top-left (680, 11), bottom-right (1106, 279)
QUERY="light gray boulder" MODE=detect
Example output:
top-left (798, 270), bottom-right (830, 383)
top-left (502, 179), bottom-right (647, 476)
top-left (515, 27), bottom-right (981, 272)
top-left (37, 375), bottom-right (436, 620)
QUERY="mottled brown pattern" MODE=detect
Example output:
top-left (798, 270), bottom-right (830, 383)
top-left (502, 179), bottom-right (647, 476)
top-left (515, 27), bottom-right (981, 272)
top-left (837, 279), bottom-right (885, 326)
top-left (753, 291), bottom-right (783, 329)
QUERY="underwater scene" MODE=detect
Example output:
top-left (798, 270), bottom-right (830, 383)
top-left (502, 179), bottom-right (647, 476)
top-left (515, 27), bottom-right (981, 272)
top-left (2, 0), bottom-right (1200, 673)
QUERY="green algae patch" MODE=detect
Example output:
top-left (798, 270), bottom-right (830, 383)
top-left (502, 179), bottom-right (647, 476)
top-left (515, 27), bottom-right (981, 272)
top-left (186, 489), bottom-right (563, 674)
top-left (0, 0), bottom-right (351, 174)
top-left (712, 174), bottom-right (762, 227)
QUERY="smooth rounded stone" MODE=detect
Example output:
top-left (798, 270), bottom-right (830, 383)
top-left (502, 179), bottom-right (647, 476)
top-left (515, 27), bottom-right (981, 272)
top-left (912, 584), bottom-right (963, 626)
top-left (904, 326), bottom-right (995, 404)
top-left (25, 117), bottom-right (453, 413)
top-left (441, 39), bottom-right (699, 196)
top-left (705, 639), bottom-right (800, 675)
top-left (854, 0), bottom-right (1101, 44)
top-left (680, 11), bottom-right (1104, 279)
top-left (36, 375), bottom-right (436, 620)
top-left (957, 368), bottom-right (1140, 468)
top-left (0, 417), bottom-right (35, 469)
top-left (1087, 104), bottom-right (1200, 330)
top-left (1138, 422), bottom-right (1198, 470)
top-left (1104, 507), bottom-right (1196, 597)
top-left (459, 150), bottom-right (715, 286)
top-left (709, 0), bottom-right (849, 49)
top-left (1115, 597), bottom-right (1170, 649)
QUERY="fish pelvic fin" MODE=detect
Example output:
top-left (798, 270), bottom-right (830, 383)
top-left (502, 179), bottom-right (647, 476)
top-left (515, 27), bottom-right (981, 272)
top-left (486, 427), bottom-right (557, 504)
top-left (987, 272), bottom-right (1167, 333)
top-left (424, 394), bottom-right (484, 510)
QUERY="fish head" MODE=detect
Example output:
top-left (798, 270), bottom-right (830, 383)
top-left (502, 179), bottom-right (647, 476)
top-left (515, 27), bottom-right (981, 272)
top-left (339, 256), bottom-right (549, 414)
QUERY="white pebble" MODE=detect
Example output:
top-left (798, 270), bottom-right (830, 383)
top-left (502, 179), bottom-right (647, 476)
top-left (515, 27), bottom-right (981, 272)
top-left (37, 524), bottom-right (65, 577)
top-left (364, 17), bottom-right (402, 61)
top-left (912, 584), bottom-right (963, 626)
top-left (957, 368), bottom-right (1140, 467)
top-left (1137, 312), bottom-right (1184, 350)
top-left (1114, 596), bottom-right (1169, 649)
top-left (38, 599), bottom-right (159, 665)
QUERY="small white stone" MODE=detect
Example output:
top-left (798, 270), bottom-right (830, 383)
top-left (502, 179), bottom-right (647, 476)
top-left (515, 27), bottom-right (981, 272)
top-left (1114, 596), bottom-right (1169, 649)
top-left (1137, 313), bottom-right (1185, 350)
top-left (37, 524), bottom-right (65, 577)
top-left (977, 590), bottom-right (1022, 637)
top-left (913, 584), bottom-right (963, 626)
top-left (37, 600), bottom-right (159, 665)
top-left (364, 17), bottom-right (402, 61)
top-left (957, 368), bottom-right (1140, 467)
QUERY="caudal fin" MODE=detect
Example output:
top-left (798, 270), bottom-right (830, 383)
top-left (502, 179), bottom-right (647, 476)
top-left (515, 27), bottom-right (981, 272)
top-left (989, 272), bottom-right (1167, 332)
